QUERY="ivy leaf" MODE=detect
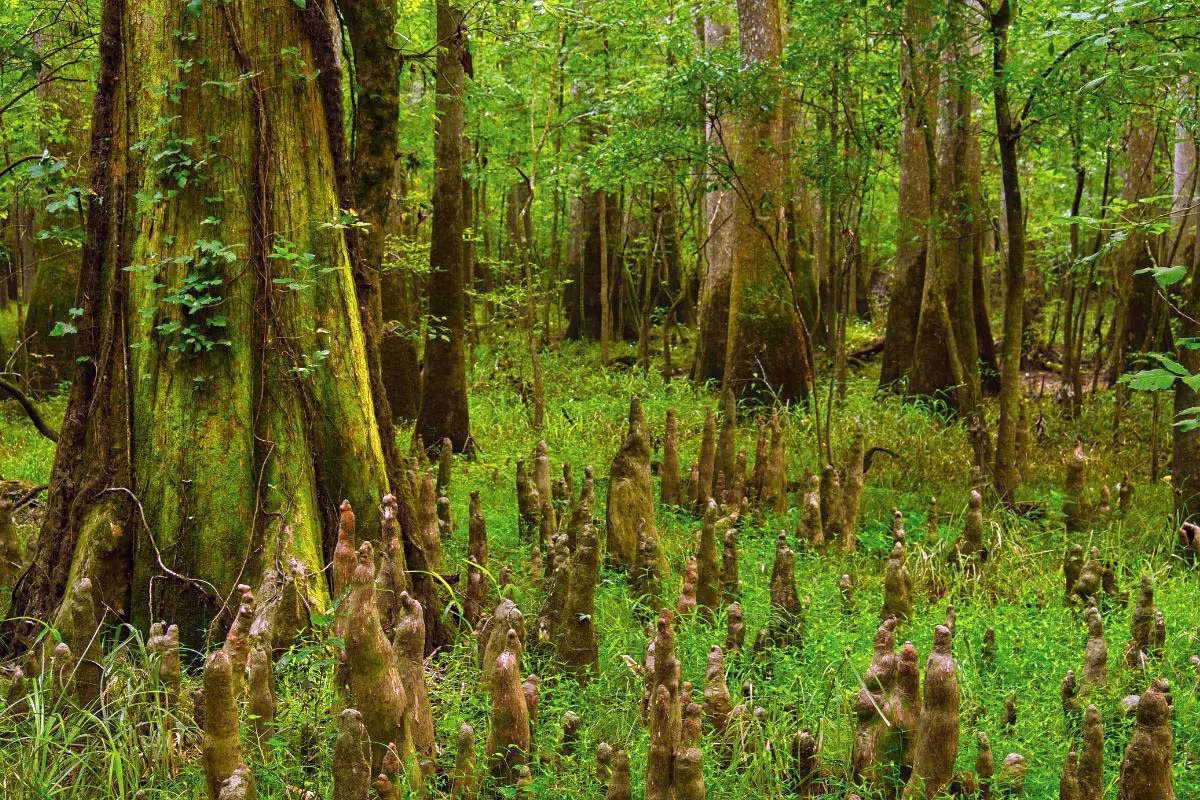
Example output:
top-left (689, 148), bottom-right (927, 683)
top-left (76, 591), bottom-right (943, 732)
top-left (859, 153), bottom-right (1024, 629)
top-left (49, 321), bottom-right (77, 337)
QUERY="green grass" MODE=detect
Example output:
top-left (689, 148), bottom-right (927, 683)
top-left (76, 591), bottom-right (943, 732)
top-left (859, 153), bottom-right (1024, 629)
top-left (1, 334), bottom-right (1197, 798)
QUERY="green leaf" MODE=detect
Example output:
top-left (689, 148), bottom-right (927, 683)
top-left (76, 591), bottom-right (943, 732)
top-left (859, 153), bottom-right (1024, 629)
top-left (1134, 264), bottom-right (1187, 288)
top-left (186, 0), bottom-right (202, 17)
top-left (292, 0), bottom-right (307, 7)
top-left (49, 321), bottom-right (77, 337)
top-left (1121, 369), bottom-right (1177, 391)
top-left (1149, 353), bottom-right (1189, 376)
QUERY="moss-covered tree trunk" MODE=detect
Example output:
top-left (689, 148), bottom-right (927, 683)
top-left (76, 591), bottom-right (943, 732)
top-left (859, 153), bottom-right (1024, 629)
top-left (416, 0), bottom-right (472, 452)
top-left (7, 0), bottom-right (405, 647)
top-left (341, 0), bottom-right (421, 421)
top-left (723, 0), bottom-right (812, 404)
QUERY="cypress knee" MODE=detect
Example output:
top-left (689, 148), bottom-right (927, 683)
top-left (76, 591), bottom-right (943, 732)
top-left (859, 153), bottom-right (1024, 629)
top-left (1078, 704), bottom-right (1103, 800)
top-left (606, 396), bottom-right (657, 569)
top-left (247, 646), bottom-right (275, 755)
top-left (1116, 680), bottom-right (1174, 800)
top-left (393, 591), bottom-right (435, 763)
top-left (333, 709), bottom-right (372, 800)
top-left (882, 541), bottom-right (913, 622)
top-left (202, 650), bottom-right (247, 800)
top-left (343, 542), bottom-right (408, 769)
top-left (605, 750), bottom-right (632, 800)
top-left (661, 409), bottom-right (682, 506)
top-left (450, 723), bottom-right (477, 799)
top-left (487, 630), bottom-right (532, 784)
top-left (902, 626), bottom-right (960, 799)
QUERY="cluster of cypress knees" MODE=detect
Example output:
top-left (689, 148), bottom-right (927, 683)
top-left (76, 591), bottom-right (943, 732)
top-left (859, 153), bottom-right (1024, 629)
top-left (0, 396), bottom-right (1187, 799)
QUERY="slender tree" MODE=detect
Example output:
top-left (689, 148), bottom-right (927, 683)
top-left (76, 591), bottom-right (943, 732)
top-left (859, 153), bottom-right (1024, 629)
top-left (989, 0), bottom-right (1027, 499)
top-left (417, 0), bottom-right (472, 451)
top-left (694, 16), bottom-right (735, 386)
top-left (340, 0), bottom-right (421, 420)
top-left (23, 7), bottom-right (93, 390)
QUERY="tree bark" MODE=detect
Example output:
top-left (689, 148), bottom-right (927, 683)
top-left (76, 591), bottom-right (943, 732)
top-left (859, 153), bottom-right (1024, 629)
top-left (341, 0), bottom-right (421, 421)
top-left (908, 0), bottom-right (981, 415)
top-left (880, 0), bottom-right (935, 389)
top-left (1172, 79), bottom-right (1200, 520)
top-left (416, 0), bottom-right (472, 452)
top-left (724, 0), bottom-right (812, 404)
top-left (694, 18), bottom-right (735, 386)
top-left (990, 0), bottom-right (1026, 500)
top-left (564, 182), bottom-right (620, 340)
top-left (1108, 115), bottom-right (1162, 380)
top-left (6, 0), bottom-right (403, 648)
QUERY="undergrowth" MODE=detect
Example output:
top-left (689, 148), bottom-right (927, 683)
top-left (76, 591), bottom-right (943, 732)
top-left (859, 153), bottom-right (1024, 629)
top-left (1, 334), bottom-right (1196, 798)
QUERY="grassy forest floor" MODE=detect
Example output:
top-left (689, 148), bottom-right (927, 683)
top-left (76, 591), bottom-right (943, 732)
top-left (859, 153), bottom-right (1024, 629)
top-left (1, 323), bottom-right (1197, 798)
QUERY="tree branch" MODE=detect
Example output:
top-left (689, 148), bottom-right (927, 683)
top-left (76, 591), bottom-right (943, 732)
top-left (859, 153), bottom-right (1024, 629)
top-left (0, 376), bottom-right (60, 442)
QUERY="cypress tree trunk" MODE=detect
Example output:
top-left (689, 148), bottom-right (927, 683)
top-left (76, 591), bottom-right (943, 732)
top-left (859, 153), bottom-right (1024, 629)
top-left (1173, 258), bottom-right (1200, 520)
top-left (1108, 117), bottom-right (1161, 380)
top-left (341, 0), bottom-right (421, 421)
top-left (564, 182), bottom-right (621, 341)
top-left (1172, 81), bottom-right (1200, 520)
top-left (908, 0), bottom-right (981, 412)
top-left (416, 0), bottom-right (472, 452)
top-left (965, 11), bottom-right (998, 386)
top-left (7, 0), bottom-right (404, 646)
top-left (724, 0), bottom-right (812, 404)
top-left (880, 0), bottom-right (935, 389)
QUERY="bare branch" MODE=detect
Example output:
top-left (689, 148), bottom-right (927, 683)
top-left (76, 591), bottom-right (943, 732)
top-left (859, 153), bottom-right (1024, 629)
top-left (0, 375), bottom-right (60, 443)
